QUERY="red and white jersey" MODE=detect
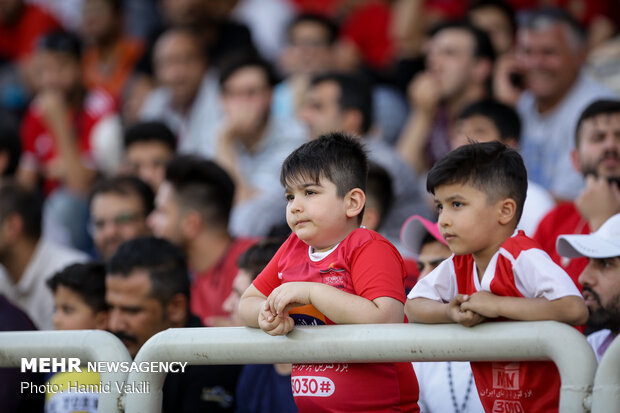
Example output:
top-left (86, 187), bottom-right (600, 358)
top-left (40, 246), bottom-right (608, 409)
top-left (409, 231), bottom-right (582, 413)
top-left (254, 228), bottom-right (419, 413)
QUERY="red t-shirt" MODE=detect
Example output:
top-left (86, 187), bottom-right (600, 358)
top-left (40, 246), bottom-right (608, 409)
top-left (20, 89), bottom-right (117, 194)
top-left (190, 238), bottom-right (255, 326)
top-left (533, 203), bottom-right (589, 288)
top-left (0, 4), bottom-right (62, 61)
top-left (253, 228), bottom-right (419, 413)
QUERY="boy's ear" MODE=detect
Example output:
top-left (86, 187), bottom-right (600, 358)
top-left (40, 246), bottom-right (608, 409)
top-left (345, 188), bottom-right (366, 219)
top-left (181, 209), bottom-right (202, 239)
top-left (497, 198), bottom-right (517, 225)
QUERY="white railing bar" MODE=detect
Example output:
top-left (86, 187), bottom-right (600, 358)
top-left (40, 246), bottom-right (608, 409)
top-left (124, 321), bottom-right (597, 413)
top-left (591, 334), bottom-right (620, 412)
top-left (0, 330), bottom-right (131, 413)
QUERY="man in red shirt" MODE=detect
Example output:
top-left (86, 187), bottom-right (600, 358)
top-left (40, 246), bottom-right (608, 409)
top-left (534, 99), bottom-right (620, 285)
top-left (148, 155), bottom-right (255, 327)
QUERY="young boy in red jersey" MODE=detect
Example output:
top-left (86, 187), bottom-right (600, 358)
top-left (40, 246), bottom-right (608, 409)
top-left (406, 141), bottom-right (588, 413)
top-left (239, 133), bottom-right (419, 412)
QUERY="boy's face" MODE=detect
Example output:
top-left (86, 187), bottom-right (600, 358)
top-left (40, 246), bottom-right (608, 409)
top-left (285, 176), bottom-right (352, 252)
top-left (125, 141), bottom-right (174, 192)
top-left (53, 285), bottom-right (106, 330)
top-left (434, 182), bottom-right (504, 259)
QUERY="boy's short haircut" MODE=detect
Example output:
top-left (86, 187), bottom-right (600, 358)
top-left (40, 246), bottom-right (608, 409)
top-left (366, 162), bottom-right (393, 230)
top-left (457, 99), bottom-right (521, 143)
top-left (575, 99), bottom-right (620, 145)
top-left (237, 238), bottom-right (285, 280)
top-left (281, 131), bottom-right (368, 198)
top-left (287, 13), bottom-right (339, 45)
top-left (124, 121), bottom-right (177, 151)
top-left (88, 175), bottom-right (155, 216)
top-left (427, 141), bottom-right (528, 222)
top-left (37, 30), bottom-right (82, 59)
top-left (47, 262), bottom-right (108, 313)
top-left (165, 155), bottom-right (235, 228)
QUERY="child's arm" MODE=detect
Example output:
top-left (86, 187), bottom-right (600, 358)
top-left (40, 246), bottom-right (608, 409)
top-left (406, 296), bottom-right (486, 327)
top-left (266, 282), bottom-right (404, 324)
top-left (238, 284), bottom-right (295, 335)
top-left (459, 291), bottom-right (588, 326)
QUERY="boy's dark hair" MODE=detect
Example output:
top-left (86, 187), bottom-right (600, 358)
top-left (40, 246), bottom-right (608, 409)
top-left (287, 13), bottom-right (339, 45)
top-left (165, 155), bottom-right (235, 228)
top-left (124, 121), bottom-right (177, 151)
top-left (458, 99), bottom-right (521, 143)
top-left (219, 52), bottom-right (278, 89)
top-left (89, 175), bottom-right (155, 216)
top-left (575, 99), bottom-right (620, 145)
top-left (0, 120), bottom-right (21, 176)
top-left (47, 262), bottom-right (108, 313)
top-left (427, 141), bottom-right (528, 223)
top-left (311, 72), bottom-right (374, 134)
top-left (0, 180), bottom-right (42, 240)
top-left (37, 31), bottom-right (82, 59)
top-left (468, 0), bottom-right (516, 36)
top-left (107, 236), bottom-right (190, 305)
top-left (430, 21), bottom-right (496, 64)
top-left (281, 132), bottom-right (368, 218)
top-left (366, 162), bottom-right (393, 230)
top-left (237, 238), bottom-right (284, 280)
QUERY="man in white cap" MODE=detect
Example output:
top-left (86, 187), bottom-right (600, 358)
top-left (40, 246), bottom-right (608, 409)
top-left (557, 213), bottom-right (620, 361)
top-left (400, 215), bottom-right (484, 413)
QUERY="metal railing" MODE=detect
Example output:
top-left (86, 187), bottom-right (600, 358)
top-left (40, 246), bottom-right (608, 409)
top-left (0, 330), bottom-right (131, 413)
top-left (592, 333), bottom-right (620, 412)
top-left (124, 321), bottom-right (597, 413)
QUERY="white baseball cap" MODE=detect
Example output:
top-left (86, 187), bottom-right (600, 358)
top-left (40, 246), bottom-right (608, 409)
top-left (556, 213), bottom-right (620, 258)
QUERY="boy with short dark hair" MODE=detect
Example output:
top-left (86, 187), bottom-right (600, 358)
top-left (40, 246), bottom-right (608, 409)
top-left (239, 133), bottom-right (419, 412)
top-left (406, 141), bottom-right (587, 412)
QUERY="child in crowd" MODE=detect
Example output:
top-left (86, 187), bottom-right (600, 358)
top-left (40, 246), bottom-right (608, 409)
top-left (223, 238), bottom-right (297, 413)
top-left (239, 133), bottom-right (419, 412)
top-left (406, 141), bottom-right (587, 412)
top-left (45, 262), bottom-right (108, 413)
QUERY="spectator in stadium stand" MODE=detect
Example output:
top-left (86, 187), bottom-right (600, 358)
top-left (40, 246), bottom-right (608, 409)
top-left (106, 236), bottom-right (242, 412)
top-left (0, 180), bottom-right (87, 330)
top-left (505, 8), bottom-right (618, 201)
top-left (17, 30), bottom-right (123, 251)
top-left (148, 155), bottom-right (255, 327)
top-left (533, 99), bottom-right (620, 286)
top-left (88, 175), bottom-right (153, 260)
top-left (557, 213), bottom-right (620, 362)
top-left (122, 120), bottom-right (176, 192)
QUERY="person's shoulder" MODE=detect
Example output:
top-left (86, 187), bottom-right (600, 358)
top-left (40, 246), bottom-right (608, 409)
top-left (500, 231), bottom-right (544, 259)
top-left (38, 240), bottom-right (89, 266)
top-left (0, 293), bottom-right (37, 331)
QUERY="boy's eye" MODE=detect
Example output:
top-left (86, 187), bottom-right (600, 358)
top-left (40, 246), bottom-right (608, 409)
top-left (435, 203), bottom-right (443, 213)
top-left (452, 201), bottom-right (463, 208)
top-left (305, 189), bottom-right (316, 196)
top-left (285, 194), bottom-right (294, 202)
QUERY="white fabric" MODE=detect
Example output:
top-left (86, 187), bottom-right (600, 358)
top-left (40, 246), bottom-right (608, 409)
top-left (413, 361), bottom-right (484, 413)
top-left (0, 240), bottom-right (88, 330)
top-left (517, 72), bottom-right (618, 200)
top-left (90, 114), bottom-right (123, 176)
top-left (517, 180), bottom-right (555, 236)
top-left (587, 329), bottom-right (614, 363)
top-left (557, 213), bottom-right (620, 258)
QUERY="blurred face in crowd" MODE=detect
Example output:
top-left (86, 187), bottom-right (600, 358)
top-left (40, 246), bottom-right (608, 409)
top-left (106, 270), bottom-right (172, 357)
top-left (300, 80), bottom-right (344, 139)
top-left (125, 141), bottom-right (174, 192)
top-left (82, 0), bottom-right (119, 44)
top-left (90, 192), bottom-right (150, 259)
top-left (417, 239), bottom-right (451, 279)
top-left (222, 269), bottom-right (252, 326)
top-left (34, 50), bottom-right (82, 97)
top-left (516, 22), bottom-right (583, 109)
top-left (149, 181), bottom-right (185, 246)
top-left (282, 20), bottom-right (333, 76)
top-left (221, 66), bottom-right (272, 133)
top-left (579, 256), bottom-right (620, 333)
top-left (452, 115), bottom-right (502, 149)
top-left (160, 0), bottom-right (203, 26)
top-left (154, 30), bottom-right (206, 110)
top-left (53, 286), bottom-right (107, 330)
top-left (468, 6), bottom-right (513, 55)
top-left (573, 112), bottom-right (620, 179)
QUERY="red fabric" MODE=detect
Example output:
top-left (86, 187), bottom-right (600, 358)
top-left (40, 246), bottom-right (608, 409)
top-left (0, 4), bottom-right (62, 61)
top-left (452, 232), bottom-right (561, 413)
top-left (190, 238), bottom-right (256, 325)
top-left (253, 228), bottom-right (419, 413)
top-left (533, 203), bottom-right (589, 288)
top-left (19, 88), bottom-right (117, 194)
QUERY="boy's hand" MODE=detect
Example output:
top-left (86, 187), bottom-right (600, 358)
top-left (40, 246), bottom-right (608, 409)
top-left (460, 291), bottom-right (501, 318)
top-left (266, 282), bottom-right (313, 317)
top-left (447, 294), bottom-right (486, 327)
top-left (258, 304), bottom-right (294, 336)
